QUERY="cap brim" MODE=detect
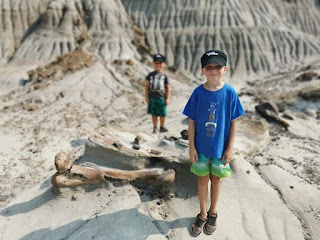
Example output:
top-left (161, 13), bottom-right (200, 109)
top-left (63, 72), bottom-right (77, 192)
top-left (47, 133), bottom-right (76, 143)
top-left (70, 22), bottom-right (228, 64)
top-left (153, 59), bottom-right (166, 63)
top-left (202, 58), bottom-right (226, 68)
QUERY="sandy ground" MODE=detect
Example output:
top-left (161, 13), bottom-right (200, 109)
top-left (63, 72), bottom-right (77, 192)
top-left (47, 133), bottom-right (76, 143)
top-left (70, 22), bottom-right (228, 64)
top-left (0, 61), bottom-right (320, 240)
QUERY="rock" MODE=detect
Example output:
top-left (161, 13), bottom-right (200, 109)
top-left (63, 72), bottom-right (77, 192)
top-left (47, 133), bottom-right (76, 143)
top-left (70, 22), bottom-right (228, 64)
top-left (180, 129), bottom-right (188, 140)
top-left (296, 71), bottom-right (318, 81)
top-left (84, 120), bottom-right (271, 174)
top-left (84, 128), bottom-right (164, 170)
top-left (72, 194), bottom-right (79, 201)
top-left (176, 139), bottom-right (189, 148)
top-left (132, 143), bottom-right (140, 150)
top-left (124, 70), bottom-right (133, 76)
top-left (164, 136), bottom-right (178, 141)
top-left (23, 104), bottom-right (39, 111)
top-left (259, 164), bottom-right (320, 239)
top-left (0, 195), bottom-right (9, 202)
top-left (255, 102), bottom-right (289, 128)
top-left (127, 59), bottom-right (134, 66)
top-left (112, 141), bottom-right (123, 149)
top-left (239, 88), bottom-right (256, 97)
top-left (159, 139), bottom-right (174, 147)
top-left (282, 112), bottom-right (294, 120)
top-left (303, 109), bottom-right (317, 118)
top-left (276, 103), bottom-right (286, 112)
top-left (234, 113), bottom-right (270, 157)
top-left (150, 149), bottom-right (162, 155)
top-left (299, 86), bottom-right (320, 99)
top-left (255, 101), bottom-right (279, 117)
top-left (134, 135), bottom-right (142, 144)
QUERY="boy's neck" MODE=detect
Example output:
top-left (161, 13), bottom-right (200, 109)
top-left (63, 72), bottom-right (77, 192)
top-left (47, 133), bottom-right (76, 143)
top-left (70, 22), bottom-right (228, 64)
top-left (203, 79), bottom-right (225, 91)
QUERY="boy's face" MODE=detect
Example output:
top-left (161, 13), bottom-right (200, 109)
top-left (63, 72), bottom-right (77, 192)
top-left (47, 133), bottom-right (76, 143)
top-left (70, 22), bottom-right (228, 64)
top-left (153, 61), bottom-right (165, 72)
top-left (202, 63), bottom-right (227, 81)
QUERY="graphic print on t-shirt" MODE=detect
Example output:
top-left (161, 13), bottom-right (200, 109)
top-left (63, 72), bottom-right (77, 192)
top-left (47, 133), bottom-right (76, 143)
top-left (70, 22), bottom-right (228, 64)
top-left (205, 102), bottom-right (219, 137)
top-left (150, 75), bottom-right (166, 92)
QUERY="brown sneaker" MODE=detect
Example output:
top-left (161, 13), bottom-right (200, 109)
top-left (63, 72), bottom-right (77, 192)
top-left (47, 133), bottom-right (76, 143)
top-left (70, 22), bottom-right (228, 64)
top-left (203, 212), bottom-right (217, 235)
top-left (152, 127), bottom-right (158, 134)
top-left (190, 213), bottom-right (207, 237)
top-left (159, 126), bottom-right (168, 133)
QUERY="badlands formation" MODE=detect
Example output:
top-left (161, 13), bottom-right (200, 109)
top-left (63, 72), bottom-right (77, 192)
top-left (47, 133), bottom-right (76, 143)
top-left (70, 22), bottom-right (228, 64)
top-left (0, 0), bottom-right (320, 239)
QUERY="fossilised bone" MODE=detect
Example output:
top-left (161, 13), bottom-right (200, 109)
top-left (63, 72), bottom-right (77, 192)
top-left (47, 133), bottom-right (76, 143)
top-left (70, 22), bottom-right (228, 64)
top-left (51, 152), bottom-right (175, 188)
top-left (55, 152), bottom-right (73, 173)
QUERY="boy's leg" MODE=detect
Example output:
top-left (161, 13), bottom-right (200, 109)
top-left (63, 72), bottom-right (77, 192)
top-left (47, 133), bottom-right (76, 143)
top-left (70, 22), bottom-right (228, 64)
top-left (152, 115), bottom-right (158, 133)
top-left (160, 116), bottom-right (165, 128)
top-left (152, 115), bottom-right (158, 128)
top-left (159, 97), bottom-right (168, 132)
top-left (190, 154), bottom-right (210, 236)
top-left (209, 175), bottom-right (221, 214)
top-left (198, 175), bottom-right (210, 218)
top-left (203, 175), bottom-right (220, 234)
top-left (159, 116), bottom-right (168, 132)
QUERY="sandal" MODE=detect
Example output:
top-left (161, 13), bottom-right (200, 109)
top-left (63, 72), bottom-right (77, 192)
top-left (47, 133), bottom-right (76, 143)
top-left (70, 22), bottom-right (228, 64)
top-left (204, 212), bottom-right (217, 235)
top-left (190, 213), bottom-right (207, 237)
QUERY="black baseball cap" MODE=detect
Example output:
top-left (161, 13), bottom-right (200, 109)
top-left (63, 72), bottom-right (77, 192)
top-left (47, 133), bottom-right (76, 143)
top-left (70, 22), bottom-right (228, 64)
top-left (201, 50), bottom-right (227, 68)
top-left (153, 54), bottom-right (166, 63)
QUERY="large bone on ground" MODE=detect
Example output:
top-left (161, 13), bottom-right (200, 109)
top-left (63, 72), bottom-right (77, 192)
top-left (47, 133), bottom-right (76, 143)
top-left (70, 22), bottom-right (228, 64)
top-left (51, 172), bottom-right (101, 187)
top-left (70, 165), bottom-right (175, 184)
top-left (51, 152), bottom-right (175, 187)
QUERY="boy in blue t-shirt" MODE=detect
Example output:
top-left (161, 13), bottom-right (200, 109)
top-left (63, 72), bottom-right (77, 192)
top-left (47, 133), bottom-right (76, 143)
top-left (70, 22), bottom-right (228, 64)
top-left (183, 50), bottom-right (245, 237)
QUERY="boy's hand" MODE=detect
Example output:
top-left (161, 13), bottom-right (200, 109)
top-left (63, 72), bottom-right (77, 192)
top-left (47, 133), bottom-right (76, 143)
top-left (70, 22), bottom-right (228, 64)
top-left (189, 147), bottom-right (198, 164)
top-left (165, 98), bottom-right (170, 105)
top-left (222, 148), bottom-right (232, 166)
top-left (145, 97), bottom-right (149, 104)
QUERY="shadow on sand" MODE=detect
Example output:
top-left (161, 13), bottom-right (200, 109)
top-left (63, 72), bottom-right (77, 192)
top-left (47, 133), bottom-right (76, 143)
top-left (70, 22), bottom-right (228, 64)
top-left (0, 187), bottom-right (55, 217)
top-left (19, 208), bottom-right (194, 240)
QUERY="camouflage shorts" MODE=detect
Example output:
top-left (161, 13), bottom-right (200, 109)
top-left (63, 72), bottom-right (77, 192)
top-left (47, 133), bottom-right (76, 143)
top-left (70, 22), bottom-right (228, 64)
top-left (148, 97), bottom-right (167, 116)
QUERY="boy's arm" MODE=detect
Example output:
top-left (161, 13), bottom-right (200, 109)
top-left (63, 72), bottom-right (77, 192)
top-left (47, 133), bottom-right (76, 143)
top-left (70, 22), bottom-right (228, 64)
top-left (145, 81), bottom-right (150, 103)
top-left (188, 118), bottom-right (198, 163)
top-left (222, 119), bottom-right (238, 166)
top-left (165, 84), bottom-right (171, 105)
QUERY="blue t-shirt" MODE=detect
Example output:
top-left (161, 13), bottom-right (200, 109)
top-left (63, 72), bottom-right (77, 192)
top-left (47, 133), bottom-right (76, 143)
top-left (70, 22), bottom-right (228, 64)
top-left (183, 83), bottom-right (245, 159)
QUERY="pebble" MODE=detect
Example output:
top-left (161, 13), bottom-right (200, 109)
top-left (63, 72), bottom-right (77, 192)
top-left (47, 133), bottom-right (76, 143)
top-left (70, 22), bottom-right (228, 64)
top-left (72, 194), bottom-right (79, 201)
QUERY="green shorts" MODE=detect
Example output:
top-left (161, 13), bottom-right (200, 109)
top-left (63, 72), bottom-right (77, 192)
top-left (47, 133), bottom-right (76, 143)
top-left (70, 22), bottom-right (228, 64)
top-left (148, 97), bottom-right (167, 116)
top-left (191, 153), bottom-right (231, 178)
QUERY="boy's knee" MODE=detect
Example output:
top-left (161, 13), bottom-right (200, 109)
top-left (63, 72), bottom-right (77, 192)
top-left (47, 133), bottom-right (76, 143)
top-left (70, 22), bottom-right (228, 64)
top-left (198, 175), bottom-right (210, 184)
top-left (210, 175), bottom-right (221, 184)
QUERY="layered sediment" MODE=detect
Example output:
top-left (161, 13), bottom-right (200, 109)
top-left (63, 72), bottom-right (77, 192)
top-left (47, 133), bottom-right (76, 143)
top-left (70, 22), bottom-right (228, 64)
top-left (1, 0), bottom-right (319, 80)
